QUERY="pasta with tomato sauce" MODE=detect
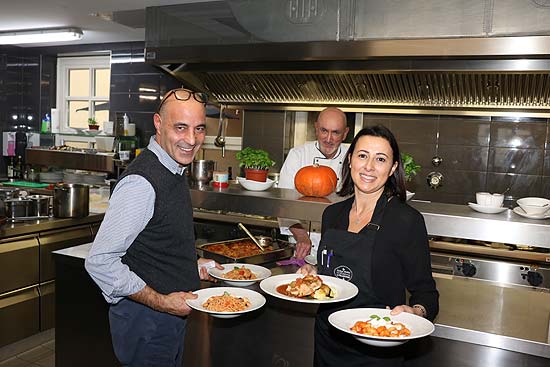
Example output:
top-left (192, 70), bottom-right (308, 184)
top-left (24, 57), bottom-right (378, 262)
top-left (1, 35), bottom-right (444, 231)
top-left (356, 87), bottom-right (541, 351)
top-left (202, 292), bottom-right (251, 312)
top-left (222, 265), bottom-right (257, 280)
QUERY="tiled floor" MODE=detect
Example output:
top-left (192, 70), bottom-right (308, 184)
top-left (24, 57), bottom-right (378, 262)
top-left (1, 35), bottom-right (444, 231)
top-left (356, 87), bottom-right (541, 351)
top-left (0, 339), bottom-right (54, 367)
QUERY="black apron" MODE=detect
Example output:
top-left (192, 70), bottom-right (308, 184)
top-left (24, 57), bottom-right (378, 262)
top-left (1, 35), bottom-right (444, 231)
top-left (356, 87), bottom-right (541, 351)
top-left (314, 195), bottom-right (404, 367)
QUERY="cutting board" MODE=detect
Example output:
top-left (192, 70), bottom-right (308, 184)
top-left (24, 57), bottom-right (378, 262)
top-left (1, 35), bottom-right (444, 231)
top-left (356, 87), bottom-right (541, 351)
top-left (2, 181), bottom-right (50, 188)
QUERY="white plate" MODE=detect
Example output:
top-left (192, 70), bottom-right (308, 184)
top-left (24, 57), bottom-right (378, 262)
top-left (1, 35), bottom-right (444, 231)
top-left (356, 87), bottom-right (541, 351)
top-left (304, 254), bottom-right (317, 266)
top-left (208, 263), bottom-right (272, 287)
top-left (186, 287), bottom-right (266, 319)
top-left (259, 274), bottom-right (358, 304)
top-left (328, 308), bottom-right (435, 347)
top-left (513, 206), bottom-right (550, 220)
top-left (237, 177), bottom-right (274, 191)
top-left (468, 202), bottom-right (508, 214)
top-left (84, 129), bottom-right (102, 136)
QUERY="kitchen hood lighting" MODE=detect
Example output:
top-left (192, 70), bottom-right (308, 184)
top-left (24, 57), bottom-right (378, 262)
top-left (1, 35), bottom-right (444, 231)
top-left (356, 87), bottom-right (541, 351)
top-left (0, 28), bottom-right (83, 45)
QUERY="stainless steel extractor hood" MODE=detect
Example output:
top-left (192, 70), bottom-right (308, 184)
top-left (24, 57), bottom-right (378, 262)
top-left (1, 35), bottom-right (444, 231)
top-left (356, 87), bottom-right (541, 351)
top-left (143, 0), bottom-right (550, 115)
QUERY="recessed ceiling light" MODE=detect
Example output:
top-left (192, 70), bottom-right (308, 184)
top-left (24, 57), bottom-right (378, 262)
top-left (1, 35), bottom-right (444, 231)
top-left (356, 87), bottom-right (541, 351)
top-left (0, 28), bottom-right (83, 45)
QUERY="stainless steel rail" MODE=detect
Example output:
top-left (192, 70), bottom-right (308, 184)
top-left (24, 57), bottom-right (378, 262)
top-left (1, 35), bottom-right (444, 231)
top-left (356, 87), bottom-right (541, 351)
top-left (189, 185), bottom-right (550, 249)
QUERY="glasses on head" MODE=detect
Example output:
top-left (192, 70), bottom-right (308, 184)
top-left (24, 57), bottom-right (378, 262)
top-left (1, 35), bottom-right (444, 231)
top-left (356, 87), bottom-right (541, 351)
top-left (156, 88), bottom-right (209, 113)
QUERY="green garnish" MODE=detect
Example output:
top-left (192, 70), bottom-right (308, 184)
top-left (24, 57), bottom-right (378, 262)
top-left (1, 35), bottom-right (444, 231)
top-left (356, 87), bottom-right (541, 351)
top-left (369, 314), bottom-right (380, 320)
top-left (383, 316), bottom-right (391, 322)
top-left (223, 291), bottom-right (230, 296)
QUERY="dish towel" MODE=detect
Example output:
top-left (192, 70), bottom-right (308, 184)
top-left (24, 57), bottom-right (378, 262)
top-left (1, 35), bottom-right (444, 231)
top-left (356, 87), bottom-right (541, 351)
top-left (276, 257), bottom-right (306, 267)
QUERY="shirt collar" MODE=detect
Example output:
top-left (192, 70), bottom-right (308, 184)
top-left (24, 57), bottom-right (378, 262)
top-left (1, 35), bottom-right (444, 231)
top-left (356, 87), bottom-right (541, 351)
top-left (314, 141), bottom-right (343, 160)
top-left (147, 136), bottom-right (187, 175)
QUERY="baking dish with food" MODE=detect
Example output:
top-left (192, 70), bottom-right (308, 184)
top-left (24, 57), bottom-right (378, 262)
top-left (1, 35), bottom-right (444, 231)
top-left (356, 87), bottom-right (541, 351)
top-left (196, 237), bottom-right (293, 264)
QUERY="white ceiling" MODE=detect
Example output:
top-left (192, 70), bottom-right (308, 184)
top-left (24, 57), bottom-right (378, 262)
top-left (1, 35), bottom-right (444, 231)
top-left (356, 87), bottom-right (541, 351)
top-left (0, 0), bottom-right (212, 47)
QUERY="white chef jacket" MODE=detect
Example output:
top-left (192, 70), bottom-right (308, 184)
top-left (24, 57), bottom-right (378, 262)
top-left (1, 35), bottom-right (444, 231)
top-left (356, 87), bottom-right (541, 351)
top-left (277, 141), bottom-right (350, 257)
top-left (278, 141), bottom-right (349, 191)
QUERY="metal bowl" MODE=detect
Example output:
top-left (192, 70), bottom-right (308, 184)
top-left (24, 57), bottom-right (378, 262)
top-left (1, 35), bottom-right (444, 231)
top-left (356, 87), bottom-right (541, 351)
top-left (256, 235), bottom-right (273, 248)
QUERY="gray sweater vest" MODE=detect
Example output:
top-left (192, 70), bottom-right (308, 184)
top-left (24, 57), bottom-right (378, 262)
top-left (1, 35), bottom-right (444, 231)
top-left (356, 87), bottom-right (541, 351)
top-left (117, 148), bottom-right (200, 294)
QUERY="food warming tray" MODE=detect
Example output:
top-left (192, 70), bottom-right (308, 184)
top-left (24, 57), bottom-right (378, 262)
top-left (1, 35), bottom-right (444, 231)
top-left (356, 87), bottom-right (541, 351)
top-left (196, 237), bottom-right (294, 265)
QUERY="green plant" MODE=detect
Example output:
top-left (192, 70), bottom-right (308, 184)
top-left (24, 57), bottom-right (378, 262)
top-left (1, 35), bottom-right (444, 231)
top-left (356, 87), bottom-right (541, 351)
top-left (401, 152), bottom-right (421, 182)
top-left (236, 147), bottom-right (275, 170)
top-left (87, 117), bottom-right (98, 126)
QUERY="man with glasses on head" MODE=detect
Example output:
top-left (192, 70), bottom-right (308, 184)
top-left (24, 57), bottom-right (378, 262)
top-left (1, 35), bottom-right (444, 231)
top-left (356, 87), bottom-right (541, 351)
top-left (86, 88), bottom-right (222, 367)
top-left (278, 107), bottom-right (350, 259)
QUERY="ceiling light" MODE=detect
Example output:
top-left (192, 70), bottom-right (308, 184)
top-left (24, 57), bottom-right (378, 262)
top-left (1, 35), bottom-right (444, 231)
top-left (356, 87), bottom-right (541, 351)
top-left (0, 28), bottom-right (83, 45)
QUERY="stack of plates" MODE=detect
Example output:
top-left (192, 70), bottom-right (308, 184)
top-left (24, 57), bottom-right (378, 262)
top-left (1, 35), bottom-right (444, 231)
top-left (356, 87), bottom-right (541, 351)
top-left (39, 171), bottom-right (63, 183)
top-left (83, 173), bottom-right (107, 185)
top-left (63, 170), bottom-right (107, 185)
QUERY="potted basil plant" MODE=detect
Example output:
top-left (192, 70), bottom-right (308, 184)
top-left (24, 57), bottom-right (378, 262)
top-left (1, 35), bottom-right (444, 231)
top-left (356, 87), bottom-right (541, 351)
top-left (401, 152), bottom-right (421, 200)
top-left (88, 117), bottom-right (99, 130)
top-left (236, 147), bottom-right (276, 182)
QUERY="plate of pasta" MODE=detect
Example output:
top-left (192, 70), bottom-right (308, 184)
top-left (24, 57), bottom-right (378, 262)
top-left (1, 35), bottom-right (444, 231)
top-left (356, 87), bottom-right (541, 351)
top-left (208, 263), bottom-right (272, 287)
top-left (186, 287), bottom-right (266, 319)
top-left (328, 308), bottom-right (435, 347)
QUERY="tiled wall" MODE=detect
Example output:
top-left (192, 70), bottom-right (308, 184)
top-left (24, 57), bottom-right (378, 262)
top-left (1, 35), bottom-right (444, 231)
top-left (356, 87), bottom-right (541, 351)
top-left (109, 46), bottom-right (181, 148)
top-left (0, 47), bottom-right (54, 176)
top-left (364, 114), bottom-right (550, 205)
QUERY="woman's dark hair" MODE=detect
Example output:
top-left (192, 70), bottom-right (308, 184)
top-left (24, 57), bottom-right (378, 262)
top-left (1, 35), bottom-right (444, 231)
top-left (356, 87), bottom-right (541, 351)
top-left (338, 125), bottom-right (407, 201)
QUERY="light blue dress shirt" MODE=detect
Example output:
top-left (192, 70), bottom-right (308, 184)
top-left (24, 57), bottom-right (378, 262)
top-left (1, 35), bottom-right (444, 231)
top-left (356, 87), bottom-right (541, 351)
top-left (85, 136), bottom-right (187, 304)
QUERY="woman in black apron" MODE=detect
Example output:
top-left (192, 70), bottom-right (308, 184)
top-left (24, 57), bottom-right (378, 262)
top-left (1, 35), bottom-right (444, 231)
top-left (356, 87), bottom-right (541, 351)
top-left (300, 125), bottom-right (439, 367)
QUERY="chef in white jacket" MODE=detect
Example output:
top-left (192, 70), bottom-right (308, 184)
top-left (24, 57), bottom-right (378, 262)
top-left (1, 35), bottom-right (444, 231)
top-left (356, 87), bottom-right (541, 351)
top-left (278, 107), bottom-right (350, 259)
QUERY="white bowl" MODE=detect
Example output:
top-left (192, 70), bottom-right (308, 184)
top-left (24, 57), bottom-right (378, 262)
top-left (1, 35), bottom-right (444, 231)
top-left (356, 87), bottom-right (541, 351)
top-left (237, 177), bottom-right (274, 191)
top-left (516, 197), bottom-right (550, 216)
top-left (185, 287), bottom-right (266, 319)
top-left (328, 308), bottom-right (435, 347)
top-left (208, 263), bottom-right (272, 287)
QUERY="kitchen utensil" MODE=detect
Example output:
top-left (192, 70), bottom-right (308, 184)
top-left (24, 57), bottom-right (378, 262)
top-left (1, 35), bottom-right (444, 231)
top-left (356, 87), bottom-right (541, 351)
top-left (191, 160), bottom-right (215, 185)
top-left (53, 183), bottom-right (89, 218)
top-left (214, 105), bottom-right (226, 157)
top-left (256, 235), bottom-right (273, 248)
top-left (237, 222), bottom-right (264, 252)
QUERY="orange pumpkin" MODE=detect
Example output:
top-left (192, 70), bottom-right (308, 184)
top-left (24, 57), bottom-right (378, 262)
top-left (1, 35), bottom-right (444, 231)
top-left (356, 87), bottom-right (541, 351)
top-left (294, 164), bottom-right (338, 197)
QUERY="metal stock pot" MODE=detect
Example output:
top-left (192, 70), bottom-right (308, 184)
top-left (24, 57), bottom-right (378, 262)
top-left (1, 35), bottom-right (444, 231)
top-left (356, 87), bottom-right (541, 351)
top-left (28, 195), bottom-right (52, 217)
top-left (4, 197), bottom-right (32, 219)
top-left (53, 183), bottom-right (89, 218)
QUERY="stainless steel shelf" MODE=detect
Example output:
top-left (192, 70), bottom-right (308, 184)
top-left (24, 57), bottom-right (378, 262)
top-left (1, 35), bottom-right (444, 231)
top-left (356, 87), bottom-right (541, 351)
top-left (26, 148), bottom-right (115, 173)
top-left (189, 185), bottom-right (550, 249)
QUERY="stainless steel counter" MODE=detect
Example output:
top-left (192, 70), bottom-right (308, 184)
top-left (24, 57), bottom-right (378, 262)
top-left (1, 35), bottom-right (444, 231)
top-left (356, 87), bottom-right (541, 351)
top-left (190, 185), bottom-right (550, 248)
top-left (0, 214), bottom-right (104, 239)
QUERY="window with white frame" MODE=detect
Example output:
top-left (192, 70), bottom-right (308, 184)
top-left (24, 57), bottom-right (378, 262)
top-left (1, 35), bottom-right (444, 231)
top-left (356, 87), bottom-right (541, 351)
top-left (56, 56), bottom-right (111, 133)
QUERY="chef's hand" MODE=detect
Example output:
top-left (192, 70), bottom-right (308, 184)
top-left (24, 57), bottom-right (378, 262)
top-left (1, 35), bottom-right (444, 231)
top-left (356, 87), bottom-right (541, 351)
top-left (197, 258), bottom-right (223, 281)
top-left (296, 264), bottom-right (317, 276)
top-left (289, 224), bottom-right (312, 260)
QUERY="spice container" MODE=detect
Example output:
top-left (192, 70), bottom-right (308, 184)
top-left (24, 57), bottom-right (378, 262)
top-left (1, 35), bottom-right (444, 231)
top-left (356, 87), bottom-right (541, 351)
top-left (212, 170), bottom-right (229, 188)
